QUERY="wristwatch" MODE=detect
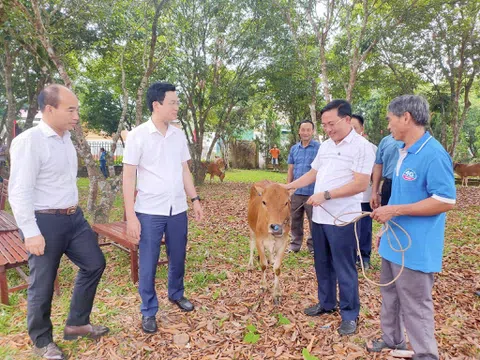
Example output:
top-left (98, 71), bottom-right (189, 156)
top-left (191, 195), bottom-right (201, 203)
top-left (324, 190), bottom-right (331, 200)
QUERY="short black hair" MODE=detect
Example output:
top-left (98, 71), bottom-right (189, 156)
top-left (320, 99), bottom-right (352, 118)
top-left (100, 147), bottom-right (105, 152)
top-left (38, 84), bottom-right (63, 111)
top-left (146, 82), bottom-right (176, 113)
top-left (299, 119), bottom-right (315, 130)
top-left (351, 114), bottom-right (364, 126)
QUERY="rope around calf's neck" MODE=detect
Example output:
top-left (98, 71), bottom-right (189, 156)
top-left (292, 203), bottom-right (411, 287)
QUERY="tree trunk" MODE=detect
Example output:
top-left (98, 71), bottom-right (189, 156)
top-left (220, 136), bottom-right (229, 169)
top-left (109, 51), bottom-right (129, 176)
top-left (206, 133), bottom-right (220, 161)
top-left (25, 76), bottom-right (47, 130)
top-left (134, 0), bottom-right (168, 125)
top-left (191, 135), bottom-right (206, 185)
top-left (306, 2), bottom-right (333, 102)
top-left (448, 71), bottom-right (475, 157)
top-left (3, 41), bottom-right (17, 155)
top-left (309, 78), bottom-right (317, 124)
top-left (29, 0), bottom-right (113, 222)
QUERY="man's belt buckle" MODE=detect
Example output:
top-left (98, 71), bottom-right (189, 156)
top-left (66, 206), bottom-right (77, 215)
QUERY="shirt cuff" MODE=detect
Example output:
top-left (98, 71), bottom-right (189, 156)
top-left (20, 222), bottom-right (42, 238)
top-left (432, 194), bottom-right (456, 204)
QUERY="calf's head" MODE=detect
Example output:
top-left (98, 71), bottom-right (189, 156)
top-left (255, 183), bottom-right (291, 237)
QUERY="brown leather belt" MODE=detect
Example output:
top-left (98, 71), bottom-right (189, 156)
top-left (35, 205), bottom-right (78, 216)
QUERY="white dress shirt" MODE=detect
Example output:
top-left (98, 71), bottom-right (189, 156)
top-left (123, 120), bottom-right (191, 216)
top-left (8, 121), bottom-right (78, 238)
top-left (311, 129), bottom-right (375, 225)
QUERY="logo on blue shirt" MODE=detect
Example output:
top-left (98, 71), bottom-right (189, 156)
top-left (402, 168), bottom-right (417, 181)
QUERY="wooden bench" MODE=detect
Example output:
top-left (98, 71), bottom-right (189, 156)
top-left (92, 211), bottom-right (168, 284)
top-left (0, 179), bottom-right (59, 305)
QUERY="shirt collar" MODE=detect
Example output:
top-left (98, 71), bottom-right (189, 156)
top-left (147, 119), bottom-right (175, 138)
top-left (406, 131), bottom-right (433, 154)
top-left (298, 140), bottom-right (315, 148)
top-left (38, 120), bottom-right (71, 139)
top-left (335, 129), bottom-right (356, 145)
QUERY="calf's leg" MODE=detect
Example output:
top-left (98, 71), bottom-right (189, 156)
top-left (248, 230), bottom-right (256, 268)
top-left (272, 235), bottom-right (289, 304)
top-left (256, 236), bottom-right (269, 290)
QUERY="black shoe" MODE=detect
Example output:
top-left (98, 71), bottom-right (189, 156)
top-left (142, 316), bottom-right (157, 333)
top-left (303, 303), bottom-right (336, 316)
top-left (356, 260), bottom-right (370, 270)
top-left (338, 319), bottom-right (357, 335)
top-left (169, 296), bottom-right (194, 312)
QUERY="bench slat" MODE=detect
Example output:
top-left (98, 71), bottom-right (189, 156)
top-left (0, 211), bottom-right (18, 232)
top-left (92, 222), bottom-right (137, 250)
top-left (0, 231), bottom-right (27, 265)
top-left (0, 234), bottom-right (19, 265)
top-left (3, 232), bottom-right (28, 261)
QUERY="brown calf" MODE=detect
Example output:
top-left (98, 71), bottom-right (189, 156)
top-left (202, 158), bottom-right (226, 183)
top-left (454, 162), bottom-right (480, 186)
top-left (247, 180), bottom-right (291, 304)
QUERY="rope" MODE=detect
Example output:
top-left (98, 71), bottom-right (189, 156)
top-left (291, 203), bottom-right (410, 287)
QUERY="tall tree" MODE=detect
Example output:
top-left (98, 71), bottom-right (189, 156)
top-left (172, 0), bottom-right (273, 184)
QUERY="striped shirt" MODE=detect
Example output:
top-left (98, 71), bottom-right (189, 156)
top-left (287, 140), bottom-right (320, 196)
top-left (311, 129), bottom-right (375, 225)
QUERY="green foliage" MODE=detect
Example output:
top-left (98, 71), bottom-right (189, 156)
top-left (276, 313), bottom-right (291, 325)
top-left (302, 348), bottom-right (319, 360)
top-left (2, 0), bottom-right (480, 177)
top-left (243, 324), bottom-right (260, 344)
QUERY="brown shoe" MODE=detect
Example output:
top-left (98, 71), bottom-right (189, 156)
top-left (33, 342), bottom-right (65, 359)
top-left (63, 323), bottom-right (109, 341)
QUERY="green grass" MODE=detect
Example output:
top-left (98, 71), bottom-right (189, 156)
top-left (224, 169), bottom-right (286, 183)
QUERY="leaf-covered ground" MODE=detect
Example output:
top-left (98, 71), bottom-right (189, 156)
top-left (0, 176), bottom-right (479, 359)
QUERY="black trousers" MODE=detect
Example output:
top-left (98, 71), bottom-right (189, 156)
top-left (27, 208), bottom-right (106, 348)
top-left (358, 202), bottom-right (373, 263)
top-left (381, 178), bottom-right (392, 206)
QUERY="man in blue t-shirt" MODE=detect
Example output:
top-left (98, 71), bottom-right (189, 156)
top-left (287, 120), bottom-right (320, 253)
top-left (370, 135), bottom-right (403, 209)
top-left (99, 147), bottom-right (108, 178)
top-left (368, 95), bottom-right (456, 359)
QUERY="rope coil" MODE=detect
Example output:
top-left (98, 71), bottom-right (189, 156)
top-left (292, 203), bottom-right (411, 286)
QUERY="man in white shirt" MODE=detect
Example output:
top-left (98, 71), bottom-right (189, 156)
top-left (284, 100), bottom-right (375, 335)
top-left (123, 82), bottom-right (203, 334)
top-left (351, 114), bottom-right (377, 270)
top-left (9, 84), bottom-right (108, 360)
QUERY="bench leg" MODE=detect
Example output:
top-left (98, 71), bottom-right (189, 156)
top-left (130, 250), bottom-right (139, 284)
top-left (0, 266), bottom-right (9, 305)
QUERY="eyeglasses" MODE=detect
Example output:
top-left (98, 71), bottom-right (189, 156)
top-left (158, 100), bottom-right (181, 106)
top-left (321, 117), bottom-right (346, 129)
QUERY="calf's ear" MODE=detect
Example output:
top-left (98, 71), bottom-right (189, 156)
top-left (254, 185), bottom-right (264, 196)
